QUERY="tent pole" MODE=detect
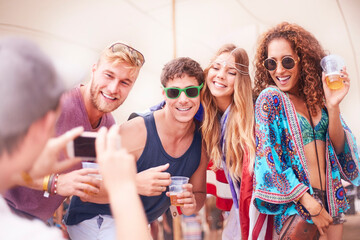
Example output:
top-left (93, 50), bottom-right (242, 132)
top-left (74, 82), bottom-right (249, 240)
top-left (172, 0), bottom-right (177, 59)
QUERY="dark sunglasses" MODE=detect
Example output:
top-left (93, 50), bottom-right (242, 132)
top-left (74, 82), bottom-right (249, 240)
top-left (163, 83), bottom-right (203, 99)
top-left (109, 43), bottom-right (145, 66)
top-left (263, 56), bottom-right (298, 71)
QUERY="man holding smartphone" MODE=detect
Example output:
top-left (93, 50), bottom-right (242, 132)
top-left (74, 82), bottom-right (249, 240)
top-left (5, 42), bottom-right (145, 239)
top-left (0, 37), bottom-right (81, 240)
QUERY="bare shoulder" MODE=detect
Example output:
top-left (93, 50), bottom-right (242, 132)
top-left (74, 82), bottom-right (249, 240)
top-left (119, 116), bottom-right (147, 157)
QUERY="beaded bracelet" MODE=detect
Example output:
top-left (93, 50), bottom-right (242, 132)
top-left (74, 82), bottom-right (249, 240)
top-left (310, 203), bottom-right (324, 217)
top-left (50, 174), bottom-right (59, 195)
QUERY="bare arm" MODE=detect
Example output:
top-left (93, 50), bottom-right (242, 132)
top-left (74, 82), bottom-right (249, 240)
top-left (96, 125), bottom-right (150, 240)
top-left (15, 127), bottom-right (103, 200)
top-left (19, 168), bottom-right (102, 199)
top-left (323, 68), bottom-right (350, 154)
top-left (327, 106), bottom-right (345, 154)
top-left (84, 117), bottom-right (172, 203)
top-left (298, 192), bottom-right (333, 235)
top-left (14, 127), bottom-right (84, 188)
top-left (120, 118), bottom-right (171, 197)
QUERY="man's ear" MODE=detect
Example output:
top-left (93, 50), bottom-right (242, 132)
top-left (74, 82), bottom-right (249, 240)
top-left (162, 87), bottom-right (167, 101)
top-left (90, 63), bottom-right (97, 81)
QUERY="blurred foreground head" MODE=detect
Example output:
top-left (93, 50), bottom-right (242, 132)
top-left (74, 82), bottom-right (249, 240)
top-left (0, 37), bottom-right (65, 155)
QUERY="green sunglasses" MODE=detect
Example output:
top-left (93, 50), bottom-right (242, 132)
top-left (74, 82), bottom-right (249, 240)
top-left (163, 83), bottom-right (203, 99)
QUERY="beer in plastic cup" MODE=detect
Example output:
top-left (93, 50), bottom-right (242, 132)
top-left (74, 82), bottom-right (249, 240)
top-left (82, 161), bottom-right (102, 194)
top-left (320, 54), bottom-right (345, 90)
top-left (169, 176), bottom-right (189, 206)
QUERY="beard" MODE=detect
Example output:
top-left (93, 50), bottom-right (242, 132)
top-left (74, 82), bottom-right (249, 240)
top-left (89, 82), bottom-right (122, 113)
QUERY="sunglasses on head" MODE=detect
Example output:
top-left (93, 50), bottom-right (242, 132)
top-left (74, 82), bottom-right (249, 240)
top-left (109, 42), bottom-right (145, 66)
top-left (163, 83), bottom-right (203, 99)
top-left (263, 56), bottom-right (298, 71)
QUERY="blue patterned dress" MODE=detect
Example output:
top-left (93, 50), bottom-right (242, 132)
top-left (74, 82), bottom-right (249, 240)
top-left (253, 86), bottom-right (360, 233)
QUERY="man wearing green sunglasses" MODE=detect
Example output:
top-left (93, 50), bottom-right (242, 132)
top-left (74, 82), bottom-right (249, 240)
top-left (119, 57), bottom-right (208, 224)
top-left (163, 83), bottom-right (203, 99)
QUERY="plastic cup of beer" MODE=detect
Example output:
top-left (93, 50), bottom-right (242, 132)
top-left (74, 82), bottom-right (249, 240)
top-left (320, 54), bottom-right (345, 90)
top-left (82, 161), bottom-right (102, 194)
top-left (169, 176), bottom-right (189, 206)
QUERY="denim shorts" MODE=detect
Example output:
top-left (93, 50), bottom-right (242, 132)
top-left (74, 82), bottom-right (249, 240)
top-left (312, 188), bottom-right (346, 225)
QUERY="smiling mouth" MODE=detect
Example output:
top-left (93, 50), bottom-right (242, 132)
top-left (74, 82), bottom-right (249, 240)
top-left (213, 81), bottom-right (226, 88)
top-left (176, 107), bottom-right (192, 111)
top-left (101, 91), bottom-right (117, 100)
top-left (276, 76), bottom-right (290, 84)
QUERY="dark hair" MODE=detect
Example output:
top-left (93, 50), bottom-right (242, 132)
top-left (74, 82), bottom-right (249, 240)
top-left (160, 57), bottom-right (204, 86)
top-left (253, 22), bottom-right (326, 114)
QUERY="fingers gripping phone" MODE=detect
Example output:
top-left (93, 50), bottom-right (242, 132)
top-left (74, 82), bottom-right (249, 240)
top-left (67, 131), bottom-right (97, 161)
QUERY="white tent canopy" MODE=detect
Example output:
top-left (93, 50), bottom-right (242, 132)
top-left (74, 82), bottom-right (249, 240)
top-left (1, 0), bottom-right (359, 138)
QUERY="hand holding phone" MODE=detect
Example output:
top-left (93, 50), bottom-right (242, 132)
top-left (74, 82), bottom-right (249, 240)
top-left (67, 131), bottom-right (97, 162)
top-left (27, 126), bottom-right (84, 181)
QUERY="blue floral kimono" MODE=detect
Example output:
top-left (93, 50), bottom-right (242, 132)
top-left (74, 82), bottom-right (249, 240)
top-left (253, 86), bottom-right (360, 233)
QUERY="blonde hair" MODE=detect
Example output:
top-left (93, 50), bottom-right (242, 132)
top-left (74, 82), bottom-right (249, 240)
top-left (201, 44), bottom-right (255, 180)
top-left (97, 42), bottom-right (144, 69)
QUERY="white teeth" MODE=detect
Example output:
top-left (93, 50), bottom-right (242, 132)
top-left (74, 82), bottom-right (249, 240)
top-left (177, 107), bottom-right (191, 111)
top-left (277, 76), bottom-right (290, 81)
top-left (102, 92), bottom-right (116, 100)
top-left (214, 82), bottom-right (226, 88)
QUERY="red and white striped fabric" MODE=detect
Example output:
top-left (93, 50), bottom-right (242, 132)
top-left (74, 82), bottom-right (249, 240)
top-left (206, 160), bottom-right (273, 240)
top-left (173, 161), bottom-right (233, 220)
top-left (206, 161), bottom-right (233, 211)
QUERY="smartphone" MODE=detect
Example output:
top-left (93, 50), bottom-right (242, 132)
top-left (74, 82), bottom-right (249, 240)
top-left (67, 131), bottom-right (97, 161)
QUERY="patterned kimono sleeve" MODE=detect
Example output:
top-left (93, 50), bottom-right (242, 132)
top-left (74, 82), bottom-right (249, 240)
top-left (253, 88), bottom-right (309, 215)
top-left (332, 117), bottom-right (360, 186)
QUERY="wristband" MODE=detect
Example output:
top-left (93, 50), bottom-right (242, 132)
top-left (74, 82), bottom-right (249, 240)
top-left (43, 175), bottom-right (50, 198)
top-left (47, 174), bottom-right (54, 193)
top-left (42, 175), bottom-right (50, 191)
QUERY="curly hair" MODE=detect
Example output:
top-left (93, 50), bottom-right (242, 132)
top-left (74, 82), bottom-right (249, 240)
top-left (201, 44), bottom-right (255, 180)
top-left (253, 22), bottom-right (326, 115)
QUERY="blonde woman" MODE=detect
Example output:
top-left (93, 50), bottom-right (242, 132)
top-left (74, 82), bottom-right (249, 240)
top-left (201, 44), bottom-right (259, 239)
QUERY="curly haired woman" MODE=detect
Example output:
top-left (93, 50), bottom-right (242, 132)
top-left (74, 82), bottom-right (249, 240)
top-left (201, 44), bottom-right (262, 239)
top-left (253, 22), bottom-right (360, 240)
